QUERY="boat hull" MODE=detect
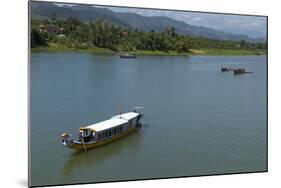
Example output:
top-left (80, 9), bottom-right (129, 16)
top-left (67, 127), bottom-right (137, 150)
top-left (119, 54), bottom-right (136, 58)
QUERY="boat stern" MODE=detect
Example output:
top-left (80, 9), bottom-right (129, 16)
top-left (133, 107), bottom-right (144, 122)
top-left (137, 113), bottom-right (143, 122)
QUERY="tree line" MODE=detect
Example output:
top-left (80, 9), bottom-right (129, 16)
top-left (31, 17), bottom-right (266, 53)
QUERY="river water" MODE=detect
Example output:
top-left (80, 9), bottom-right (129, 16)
top-left (30, 52), bottom-right (267, 186)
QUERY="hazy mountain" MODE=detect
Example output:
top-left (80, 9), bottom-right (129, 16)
top-left (30, 2), bottom-right (266, 43)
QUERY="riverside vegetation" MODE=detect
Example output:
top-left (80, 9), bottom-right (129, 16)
top-left (31, 17), bottom-right (267, 56)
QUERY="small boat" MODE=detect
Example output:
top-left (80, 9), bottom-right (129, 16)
top-left (233, 68), bottom-right (253, 75)
top-left (61, 107), bottom-right (143, 151)
top-left (221, 66), bottom-right (232, 72)
top-left (119, 53), bottom-right (137, 58)
top-left (233, 68), bottom-right (245, 75)
top-left (221, 66), bottom-right (252, 75)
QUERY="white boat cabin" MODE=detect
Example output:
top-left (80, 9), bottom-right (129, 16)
top-left (78, 112), bottom-right (139, 143)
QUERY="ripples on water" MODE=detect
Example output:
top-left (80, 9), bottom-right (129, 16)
top-left (30, 53), bottom-right (267, 186)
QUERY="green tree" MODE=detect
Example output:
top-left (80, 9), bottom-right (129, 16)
top-left (31, 28), bottom-right (47, 48)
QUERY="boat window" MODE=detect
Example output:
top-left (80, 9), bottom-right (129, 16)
top-left (83, 130), bottom-right (86, 136)
top-left (82, 129), bottom-right (91, 137)
top-left (109, 129), bottom-right (112, 137)
top-left (79, 131), bottom-right (82, 140)
top-left (133, 118), bottom-right (136, 126)
top-left (97, 133), bottom-right (102, 140)
top-left (92, 132), bottom-right (96, 141)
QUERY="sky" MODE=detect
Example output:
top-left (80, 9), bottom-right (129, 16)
top-left (54, 3), bottom-right (267, 38)
top-left (104, 6), bottom-right (267, 38)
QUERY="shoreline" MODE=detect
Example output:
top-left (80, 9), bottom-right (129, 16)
top-left (31, 45), bottom-right (266, 56)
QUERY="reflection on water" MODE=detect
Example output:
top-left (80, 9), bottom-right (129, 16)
top-left (62, 124), bottom-right (144, 177)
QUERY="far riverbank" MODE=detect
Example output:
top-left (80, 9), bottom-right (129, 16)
top-left (31, 43), bottom-right (266, 56)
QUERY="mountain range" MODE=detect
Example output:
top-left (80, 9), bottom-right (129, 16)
top-left (30, 2), bottom-right (266, 43)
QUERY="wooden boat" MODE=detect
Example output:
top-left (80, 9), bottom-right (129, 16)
top-left (221, 66), bottom-right (234, 72)
top-left (61, 108), bottom-right (143, 151)
top-left (119, 53), bottom-right (137, 58)
top-left (233, 68), bottom-right (246, 75)
top-left (221, 66), bottom-right (252, 75)
top-left (221, 66), bottom-right (229, 72)
top-left (233, 68), bottom-right (253, 75)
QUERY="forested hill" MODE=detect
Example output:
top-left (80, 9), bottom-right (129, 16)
top-left (31, 2), bottom-right (265, 43)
